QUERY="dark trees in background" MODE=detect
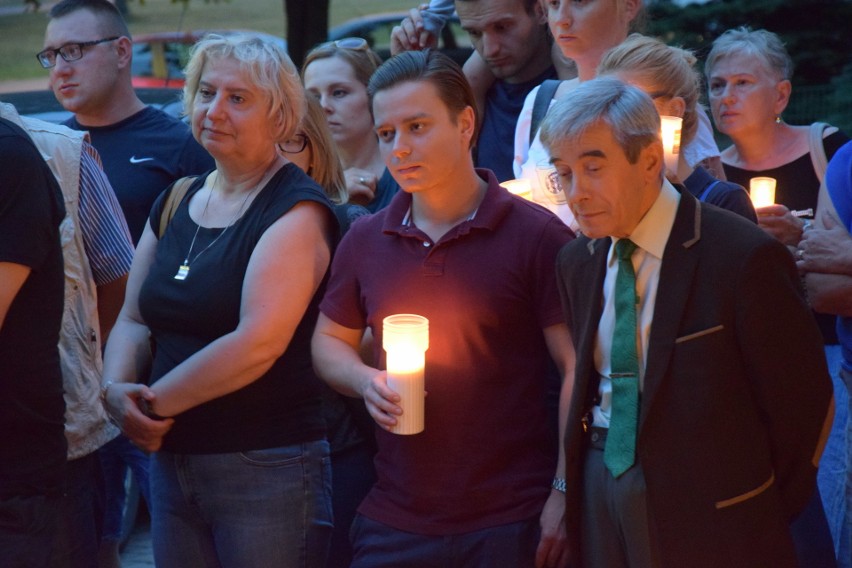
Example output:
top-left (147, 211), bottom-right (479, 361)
top-left (647, 0), bottom-right (852, 86)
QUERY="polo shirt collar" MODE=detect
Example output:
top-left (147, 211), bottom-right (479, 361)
top-left (382, 168), bottom-right (512, 237)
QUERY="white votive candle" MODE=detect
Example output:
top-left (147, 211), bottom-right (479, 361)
top-left (750, 177), bottom-right (777, 208)
top-left (660, 115), bottom-right (683, 176)
top-left (383, 314), bottom-right (429, 435)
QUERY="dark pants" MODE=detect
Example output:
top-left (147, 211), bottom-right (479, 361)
top-left (0, 492), bottom-right (60, 568)
top-left (48, 452), bottom-right (105, 568)
top-left (349, 514), bottom-right (541, 568)
top-left (327, 443), bottom-right (376, 568)
top-left (581, 439), bottom-right (657, 568)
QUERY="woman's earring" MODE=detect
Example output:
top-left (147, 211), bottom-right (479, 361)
top-left (775, 116), bottom-right (782, 124)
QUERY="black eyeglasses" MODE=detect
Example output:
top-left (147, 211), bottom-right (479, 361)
top-left (319, 37), bottom-right (369, 51)
top-left (36, 36), bottom-right (120, 69)
top-left (278, 134), bottom-right (309, 154)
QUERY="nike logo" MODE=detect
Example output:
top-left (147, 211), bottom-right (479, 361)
top-left (129, 156), bottom-right (155, 164)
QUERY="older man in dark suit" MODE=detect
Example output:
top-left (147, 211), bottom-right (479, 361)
top-left (540, 77), bottom-right (834, 568)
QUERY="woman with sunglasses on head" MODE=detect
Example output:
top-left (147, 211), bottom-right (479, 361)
top-left (596, 34), bottom-right (756, 222)
top-left (279, 95), bottom-right (376, 567)
top-left (100, 33), bottom-right (335, 567)
top-left (302, 38), bottom-right (400, 213)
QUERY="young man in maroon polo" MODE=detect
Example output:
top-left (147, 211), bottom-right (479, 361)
top-left (312, 50), bottom-right (575, 568)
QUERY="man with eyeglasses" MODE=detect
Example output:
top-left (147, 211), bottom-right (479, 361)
top-left (40, 0), bottom-right (213, 244)
top-left (39, 2), bottom-right (213, 566)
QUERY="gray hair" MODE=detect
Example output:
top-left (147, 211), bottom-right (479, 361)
top-left (540, 76), bottom-right (660, 164)
top-left (183, 33), bottom-right (304, 143)
top-left (705, 27), bottom-right (794, 82)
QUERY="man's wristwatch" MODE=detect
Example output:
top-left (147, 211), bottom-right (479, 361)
top-left (552, 477), bottom-right (567, 493)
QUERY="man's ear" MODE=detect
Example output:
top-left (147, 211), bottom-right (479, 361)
top-left (115, 36), bottom-right (133, 70)
top-left (458, 105), bottom-right (476, 146)
top-left (641, 140), bottom-right (665, 183)
top-left (621, 0), bottom-right (643, 27)
top-left (533, 0), bottom-right (547, 26)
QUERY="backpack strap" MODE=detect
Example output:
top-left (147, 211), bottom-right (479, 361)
top-left (529, 80), bottom-right (561, 146)
top-left (809, 122), bottom-right (829, 184)
top-left (158, 176), bottom-right (196, 239)
top-left (699, 179), bottom-right (722, 203)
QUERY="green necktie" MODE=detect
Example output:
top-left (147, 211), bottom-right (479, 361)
top-left (604, 238), bottom-right (640, 478)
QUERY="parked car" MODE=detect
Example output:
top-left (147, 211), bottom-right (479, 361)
top-left (328, 11), bottom-right (473, 65)
top-left (1, 87), bottom-right (184, 124)
top-left (131, 30), bottom-right (287, 88)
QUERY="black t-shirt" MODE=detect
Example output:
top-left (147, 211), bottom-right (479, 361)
top-left (65, 106), bottom-right (214, 244)
top-left (139, 164), bottom-right (331, 454)
top-left (724, 130), bottom-right (850, 215)
top-left (0, 118), bottom-right (67, 497)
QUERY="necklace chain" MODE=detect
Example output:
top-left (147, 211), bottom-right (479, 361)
top-left (173, 167), bottom-right (270, 281)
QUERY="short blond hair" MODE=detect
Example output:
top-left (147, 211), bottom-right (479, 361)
top-left (183, 33), bottom-right (304, 144)
top-left (598, 33), bottom-right (701, 145)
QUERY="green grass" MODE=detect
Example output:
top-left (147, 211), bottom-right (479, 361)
top-left (0, 0), bottom-right (413, 81)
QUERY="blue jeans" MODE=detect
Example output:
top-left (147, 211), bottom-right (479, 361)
top-left (99, 433), bottom-right (151, 541)
top-left (150, 440), bottom-right (333, 568)
top-left (349, 514), bottom-right (541, 568)
top-left (819, 346), bottom-right (851, 567)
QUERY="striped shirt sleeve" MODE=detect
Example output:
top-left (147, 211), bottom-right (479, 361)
top-left (77, 142), bottom-right (134, 286)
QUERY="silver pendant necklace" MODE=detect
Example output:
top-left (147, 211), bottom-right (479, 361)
top-left (174, 168), bottom-right (268, 281)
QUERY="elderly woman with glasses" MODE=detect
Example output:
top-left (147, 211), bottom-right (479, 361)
top-left (302, 37), bottom-right (400, 212)
top-left (101, 33), bottom-right (335, 567)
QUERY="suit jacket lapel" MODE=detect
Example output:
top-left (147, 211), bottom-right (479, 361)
top-left (639, 191), bottom-right (702, 430)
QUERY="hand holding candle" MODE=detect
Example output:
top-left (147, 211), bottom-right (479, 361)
top-left (383, 314), bottom-right (429, 435)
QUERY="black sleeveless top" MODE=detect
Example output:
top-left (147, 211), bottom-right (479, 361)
top-left (139, 163), bottom-right (332, 453)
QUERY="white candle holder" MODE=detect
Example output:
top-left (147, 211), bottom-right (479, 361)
top-left (749, 177), bottom-right (776, 208)
top-left (660, 115), bottom-right (683, 176)
top-left (383, 314), bottom-right (429, 435)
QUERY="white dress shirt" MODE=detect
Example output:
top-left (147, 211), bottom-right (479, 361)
top-left (591, 180), bottom-right (681, 428)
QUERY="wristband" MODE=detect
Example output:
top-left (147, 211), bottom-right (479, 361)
top-left (100, 380), bottom-right (114, 404)
top-left (552, 477), bottom-right (567, 493)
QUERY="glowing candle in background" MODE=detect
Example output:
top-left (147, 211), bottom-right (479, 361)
top-left (660, 115), bottom-right (683, 176)
top-left (500, 179), bottom-right (532, 201)
top-left (383, 314), bottom-right (429, 435)
top-left (749, 177), bottom-right (777, 208)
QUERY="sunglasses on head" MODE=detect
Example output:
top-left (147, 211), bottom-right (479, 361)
top-left (321, 37), bottom-right (369, 51)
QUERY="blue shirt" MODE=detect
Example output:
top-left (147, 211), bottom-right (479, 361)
top-left (826, 140), bottom-right (852, 369)
top-left (475, 66), bottom-right (556, 182)
top-left (65, 106), bottom-right (214, 244)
